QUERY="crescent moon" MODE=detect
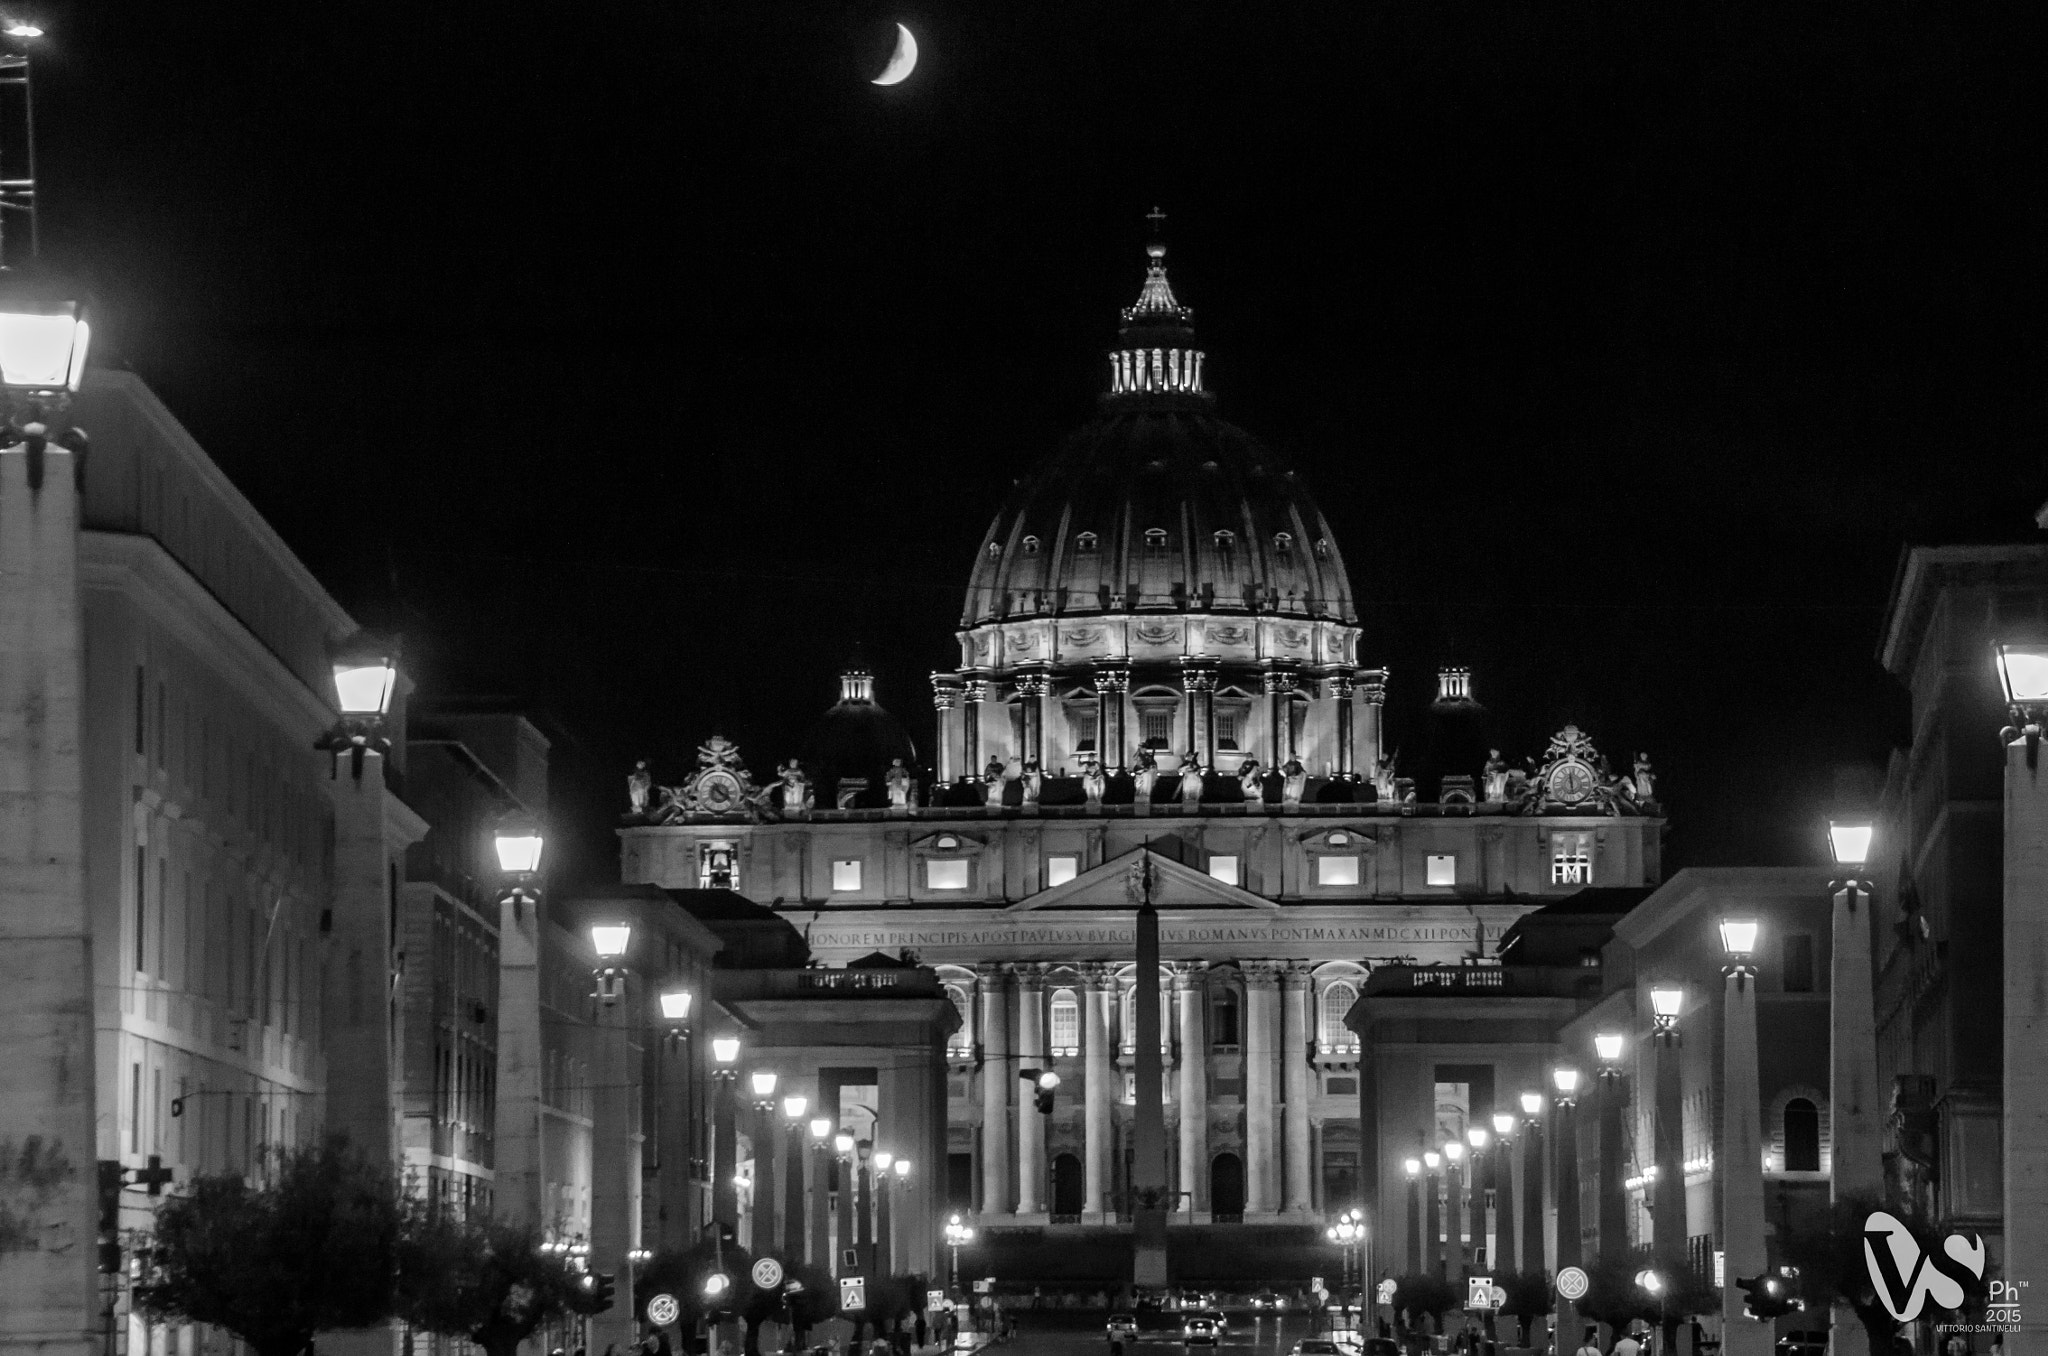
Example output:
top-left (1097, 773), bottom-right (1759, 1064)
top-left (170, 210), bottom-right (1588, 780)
top-left (872, 23), bottom-right (918, 86)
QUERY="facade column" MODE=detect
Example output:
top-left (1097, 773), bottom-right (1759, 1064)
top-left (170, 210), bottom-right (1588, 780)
top-left (1361, 675), bottom-right (1386, 781)
top-left (1182, 663), bottom-right (1217, 766)
top-left (932, 677), bottom-right (962, 784)
top-left (1014, 965), bottom-right (1046, 1214)
top-left (1015, 673), bottom-right (1047, 769)
top-left (1721, 963), bottom-right (1770, 1356)
top-left (1243, 966), bottom-right (1280, 1214)
top-left (1094, 667), bottom-right (1129, 771)
top-left (977, 967), bottom-right (1011, 1214)
top-left (1281, 966), bottom-right (1314, 1213)
top-left (964, 680), bottom-right (988, 779)
top-left (1175, 965), bottom-right (1209, 1214)
top-left (1263, 669), bottom-right (1291, 766)
top-left (1082, 965), bottom-right (1114, 1222)
top-left (1330, 674), bottom-right (1356, 778)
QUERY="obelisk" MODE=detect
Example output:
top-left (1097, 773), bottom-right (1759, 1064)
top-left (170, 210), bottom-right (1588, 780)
top-left (1131, 856), bottom-right (1169, 1290)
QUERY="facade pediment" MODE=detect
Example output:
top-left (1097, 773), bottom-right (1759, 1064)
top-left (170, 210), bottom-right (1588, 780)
top-left (1004, 844), bottom-right (1278, 914)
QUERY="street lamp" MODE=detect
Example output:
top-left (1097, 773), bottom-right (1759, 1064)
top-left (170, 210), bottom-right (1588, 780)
top-left (1719, 917), bottom-right (1770, 1356)
top-left (590, 922), bottom-right (631, 1005)
top-left (493, 811), bottom-right (545, 916)
top-left (660, 987), bottom-right (693, 1047)
top-left (712, 1036), bottom-right (741, 1070)
top-left (1718, 918), bottom-right (1760, 968)
top-left (750, 1070), bottom-right (779, 1111)
top-left (1593, 1032), bottom-right (1625, 1068)
top-left (1996, 634), bottom-right (2048, 1348)
top-left (1826, 817), bottom-right (1875, 873)
top-left (0, 276), bottom-right (90, 409)
top-left (1551, 1066), bottom-right (1585, 1348)
top-left (1649, 986), bottom-right (1683, 1035)
top-left (944, 1213), bottom-right (975, 1294)
top-left (893, 1157), bottom-right (911, 1180)
top-left (319, 631), bottom-right (399, 775)
top-left (1551, 1067), bottom-right (1580, 1107)
top-left (1996, 635), bottom-right (2048, 766)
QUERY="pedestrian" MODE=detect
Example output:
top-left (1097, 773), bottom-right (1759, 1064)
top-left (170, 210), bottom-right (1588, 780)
top-left (1573, 1328), bottom-right (1600, 1356)
top-left (916, 1314), bottom-right (929, 1350)
top-left (1611, 1329), bottom-right (1641, 1356)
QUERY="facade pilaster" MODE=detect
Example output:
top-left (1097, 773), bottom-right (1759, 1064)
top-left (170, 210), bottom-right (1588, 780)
top-left (1094, 666), bottom-right (1130, 770)
top-left (931, 676), bottom-right (962, 784)
top-left (977, 966), bottom-right (1011, 1214)
top-left (1014, 964), bottom-right (1047, 1214)
top-left (1243, 964), bottom-right (1281, 1214)
top-left (1082, 964), bottom-right (1115, 1221)
top-left (1175, 965), bottom-right (1209, 1214)
top-left (1281, 965), bottom-right (1313, 1213)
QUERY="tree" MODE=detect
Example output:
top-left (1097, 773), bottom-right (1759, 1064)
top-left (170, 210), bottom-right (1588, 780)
top-left (1572, 1252), bottom-right (1716, 1354)
top-left (134, 1138), bottom-right (403, 1356)
top-left (1391, 1274), bottom-right (1460, 1336)
top-left (1496, 1271), bottom-right (1553, 1345)
top-left (1777, 1193), bottom-right (1990, 1355)
top-left (394, 1209), bottom-right (613, 1356)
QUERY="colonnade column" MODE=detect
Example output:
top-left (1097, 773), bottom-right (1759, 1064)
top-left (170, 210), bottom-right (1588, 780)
top-left (1094, 667), bottom-right (1129, 771)
top-left (1083, 965), bottom-right (1115, 1222)
top-left (1243, 965), bottom-right (1280, 1214)
top-left (1014, 965), bottom-right (1047, 1214)
top-left (1330, 674), bottom-right (1355, 778)
top-left (1175, 965), bottom-right (1209, 1214)
top-left (1361, 675), bottom-right (1386, 780)
top-left (1280, 966), bottom-right (1313, 1213)
top-left (932, 677), bottom-right (962, 784)
top-left (963, 680), bottom-right (988, 779)
top-left (977, 966), bottom-right (1011, 1214)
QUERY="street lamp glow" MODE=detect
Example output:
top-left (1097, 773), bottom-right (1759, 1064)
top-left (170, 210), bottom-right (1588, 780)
top-left (329, 635), bottom-right (397, 718)
top-left (1442, 1140), bottom-right (1464, 1163)
top-left (810, 1116), bottom-right (832, 1141)
top-left (783, 1094), bottom-right (808, 1121)
top-left (1719, 917), bottom-right (1760, 959)
top-left (0, 286), bottom-right (89, 395)
top-left (1492, 1112), bottom-right (1516, 1137)
top-left (1466, 1126), bottom-right (1489, 1151)
top-left (704, 1272), bottom-right (730, 1298)
top-left (493, 819), bottom-right (545, 875)
top-left (834, 1131), bottom-right (855, 1154)
top-left (711, 1036), bottom-right (741, 1065)
top-left (874, 1150), bottom-right (894, 1171)
top-left (1635, 1268), bottom-right (1664, 1295)
top-left (5, 21), bottom-right (42, 38)
top-left (659, 989), bottom-right (693, 1022)
top-left (1552, 1067), bottom-right (1580, 1096)
top-left (1594, 1032), bottom-right (1625, 1063)
top-left (893, 1157), bottom-right (911, 1178)
top-left (1827, 819), bottom-right (1875, 869)
top-left (749, 1070), bottom-right (778, 1098)
top-left (1423, 1151), bottom-right (1441, 1170)
top-left (1649, 986), bottom-right (1683, 1021)
top-left (1519, 1091), bottom-right (1544, 1116)
top-left (590, 924), bottom-right (631, 959)
top-left (1996, 640), bottom-right (2048, 707)
top-left (1036, 1069), bottom-right (1061, 1090)
top-left (1403, 1157), bottom-right (1421, 1178)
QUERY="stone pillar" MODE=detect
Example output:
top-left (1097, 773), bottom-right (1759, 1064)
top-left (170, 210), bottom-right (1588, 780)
top-left (325, 753), bottom-right (401, 1171)
top-left (1361, 675), bottom-right (1386, 782)
top-left (754, 1102), bottom-right (780, 1257)
top-left (1552, 1095), bottom-right (1583, 1350)
top-left (1406, 1169), bottom-right (1422, 1275)
top-left (0, 429), bottom-right (95, 1356)
top-left (809, 1136), bottom-right (831, 1269)
top-left (1445, 1154), bottom-right (1466, 1276)
top-left (1330, 674), bottom-right (1356, 779)
top-left (1132, 903), bottom-right (1169, 1288)
top-left (1014, 966), bottom-right (1046, 1214)
top-left (964, 680), bottom-right (988, 778)
top-left (977, 967), bottom-right (1011, 1214)
top-left (1651, 1022), bottom-right (1688, 1356)
top-left (785, 1113), bottom-right (807, 1265)
top-left (1425, 1162), bottom-right (1443, 1278)
top-left (1016, 673), bottom-right (1047, 769)
top-left (1596, 1068), bottom-right (1627, 1262)
top-left (1182, 664), bottom-right (1216, 767)
top-left (1826, 877), bottom-right (1881, 1356)
top-left (1243, 966), bottom-right (1280, 1214)
top-left (1721, 965), bottom-right (1771, 1356)
top-left (590, 980), bottom-right (645, 1355)
top-left (1083, 965), bottom-right (1114, 1221)
top-left (1264, 669), bottom-right (1292, 766)
top-left (494, 887), bottom-right (547, 1228)
top-left (1281, 967), bottom-right (1313, 1213)
top-left (2007, 734), bottom-right (2048, 1354)
top-left (932, 677), bottom-right (962, 784)
top-left (1175, 966), bottom-right (1209, 1214)
top-left (714, 1072), bottom-right (739, 1231)
top-left (1495, 1134), bottom-right (1518, 1274)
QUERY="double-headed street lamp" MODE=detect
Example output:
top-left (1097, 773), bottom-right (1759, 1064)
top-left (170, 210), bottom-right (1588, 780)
top-left (944, 1213), bottom-right (976, 1294)
top-left (1325, 1208), bottom-right (1365, 1289)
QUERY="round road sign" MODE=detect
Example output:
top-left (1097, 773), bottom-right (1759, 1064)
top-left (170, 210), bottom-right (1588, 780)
top-left (647, 1294), bottom-right (681, 1327)
top-left (1491, 1286), bottom-right (1509, 1309)
top-left (1376, 1279), bottom-right (1397, 1306)
top-left (752, 1258), bottom-right (786, 1289)
top-left (1556, 1266), bottom-right (1590, 1302)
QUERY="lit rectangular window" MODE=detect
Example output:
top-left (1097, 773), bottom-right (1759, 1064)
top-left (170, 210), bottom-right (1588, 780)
top-left (1316, 855), bottom-right (1360, 887)
top-left (1426, 853), bottom-right (1457, 887)
top-left (926, 859), bottom-right (970, 891)
top-left (831, 859), bottom-right (863, 892)
top-left (1141, 709), bottom-right (1174, 746)
top-left (1551, 832), bottom-right (1593, 885)
top-left (1046, 855), bottom-right (1078, 888)
top-left (1208, 854), bottom-right (1240, 885)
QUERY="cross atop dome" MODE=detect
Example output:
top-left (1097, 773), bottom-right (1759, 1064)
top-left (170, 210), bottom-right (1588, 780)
top-left (1123, 207), bottom-right (1192, 325)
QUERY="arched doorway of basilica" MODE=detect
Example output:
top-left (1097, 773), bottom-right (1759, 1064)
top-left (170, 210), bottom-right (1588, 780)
top-left (1209, 1153), bottom-right (1245, 1219)
top-left (1051, 1152), bottom-right (1085, 1218)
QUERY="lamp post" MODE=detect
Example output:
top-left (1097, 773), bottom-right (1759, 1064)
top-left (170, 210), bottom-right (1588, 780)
top-left (1490, 1113), bottom-right (1517, 1275)
top-left (1647, 986), bottom-right (1687, 1356)
top-left (749, 1072), bottom-right (780, 1255)
top-left (809, 1117), bottom-right (832, 1270)
top-left (834, 1130), bottom-right (857, 1279)
top-left (1518, 1093), bottom-right (1545, 1280)
top-left (1464, 1126), bottom-right (1491, 1272)
top-left (783, 1095), bottom-right (809, 1266)
top-left (856, 1137), bottom-right (876, 1276)
top-left (1443, 1139), bottom-right (1466, 1279)
top-left (587, 919), bottom-right (643, 1356)
top-left (491, 815), bottom-right (549, 1229)
top-left (1403, 1157), bottom-right (1423, 1276)
top-left (711, 1037), bottom-right (742, 1231)
top-left (1593, 1032), bottom-right (1627, 1266)
top-left (873, 1150), bottom-right (895, 1277)
top-left (0, 265), bottom-right (97, 1356)
top-left (1718, 918), bottom-right (1770, 1356)
top-left (1423, 1149), bottom-right (1443, 1280)
top-left (944, 1214), bottom-right (975, 1296)
top-left (1819, 811), bottom-right (1882, 1356)
top-left (1995, 635), bottom-right (2048, 1353)
top-left (1551, 1067), bottom-right (1583, 1353)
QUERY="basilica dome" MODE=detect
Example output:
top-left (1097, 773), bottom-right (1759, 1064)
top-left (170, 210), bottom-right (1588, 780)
top-left (962, 239), bottom-right (1356, 630)
top-left (802, 662), bottom-right (917, 802)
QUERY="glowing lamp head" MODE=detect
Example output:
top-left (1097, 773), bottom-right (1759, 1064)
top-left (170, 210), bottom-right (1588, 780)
top-left (1827, 818), bottom-right (1875, 869)
top-left (711, 1036), bottom-right (741, 1065)
top-left (873, 1150), bottom-right (893, 1171)
top-left (5, 21), bottom-right (43, 38)
top-left (810, 1117), bottom-right (832, 1141)
top-left (1492, 1112), bottom-right (1516, 1137)
top-left (1594, 1032), bottom-right (1625, 1063)
top-left (1552, 1067), bottom-right (1580, 1096)
top-left (1466, 1126), bottom-right (1489, 1150)
top-left (1719, 917), bottom-right (1760, 959)
top-left (834, 1131), bottom-right (855, 1154)
top-left (704, 1272), bottom-right (730, 1298)
top-left (659, 989), bottom-right (693, 1022)
top-left (0, 280), bottom-right (89, 397)
top-left (1997, 638), bottom-right (2048, 714)
top-left (1649, 986), bottom-right (1683, 1021)
top-left (589, 924), bottom-right (631, 959)
top-left (329, 633), bottom-right (398, 719)
top-left (1423, 1151), bottom-right (1441, 1170)
top-left (1519, 1091), bottom-right (1544, 1116)
top-left (1036, 1070), bottom-right (1061, 1090)
top-left (893, 1157), bottom-right (911, 1178)
top-left (1403, 1157), bottom-right (1421, 1178)
top-left (783, 1094), bottom-right (808, 1121)
top-left (1635, 1269), bottom-right (1663, 1295)
top-left (749, 1070), bottom-right (778, 1098)
top-left (1442, 1141), bottom-right (1464, 1163)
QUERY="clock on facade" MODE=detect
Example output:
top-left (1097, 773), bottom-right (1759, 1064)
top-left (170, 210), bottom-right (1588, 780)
top-left (1547, 760), bottom-right (1596, 806)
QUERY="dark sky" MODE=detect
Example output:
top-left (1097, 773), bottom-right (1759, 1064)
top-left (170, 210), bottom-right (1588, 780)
top-left (29, 1), bottom-right (2046, 886)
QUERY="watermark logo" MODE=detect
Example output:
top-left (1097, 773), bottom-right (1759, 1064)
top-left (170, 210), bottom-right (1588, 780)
top-left (1862, 1210), bottom-right (1987, 1322)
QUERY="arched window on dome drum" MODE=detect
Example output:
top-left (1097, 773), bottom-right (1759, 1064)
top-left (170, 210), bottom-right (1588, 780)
top-left (945, 985), bottom-right (974, 1056)
top-left (1144, 528), bottom-right (1168, 557)
top-left (1050, 989), bottom-right (1080, 1056)
top-left (1273, 532), bottom-right (1294, 554)
top-left (987, 541), bottom-right (1001, 557)
top-left (1314, 538), bottom-right (1330, 559)
top-left (1319, 981), bottom-right (1359, 1052)
top-left (1076, 532), bottom-right (1098, 554)
top-left (1022, 535), bottom-right (1040, 555)
top-left (1213, 529), bottom-right (1235, 553)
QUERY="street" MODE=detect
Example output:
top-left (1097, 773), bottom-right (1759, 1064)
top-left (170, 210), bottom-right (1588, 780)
top-left (989, 1315), bottom-right (1321, 1356)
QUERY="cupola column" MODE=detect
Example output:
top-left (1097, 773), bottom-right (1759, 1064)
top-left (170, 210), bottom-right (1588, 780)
top-left (1329, 674), bottom-right (1355, 778)
top-left (932, 677), bottom-right (962, 784)
top-left (1015, 672), bottom-right (1048, 771)
top-left (1263, 668), bottom-right (1297, 767)
top-left (1360, 675), bottom-right (1385, 780)
top-left (1094, 667), bottom-right (1130, 771)
top-left (964, 681), bottom-right (989, 780)
top-left (1182, 663), bottom-right (1218, 767)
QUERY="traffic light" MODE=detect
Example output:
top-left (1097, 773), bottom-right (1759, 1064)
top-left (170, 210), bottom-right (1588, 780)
top-left (97, 1160), bottom-right (124, 1275)
top-left (1020, 1067), bottom-right (1059, 1114)
top-left (1736, 1268), bottom-right (1804, 1321)
top-left (590, 1272), bottom-right (618, 1312)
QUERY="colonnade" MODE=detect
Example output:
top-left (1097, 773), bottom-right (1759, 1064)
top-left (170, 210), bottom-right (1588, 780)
top-left (972, 961), bottom-right (1322, 1221)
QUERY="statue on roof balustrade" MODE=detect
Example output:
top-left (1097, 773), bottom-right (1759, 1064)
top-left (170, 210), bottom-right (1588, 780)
top-left (1178, 751), bottom-right (1206, 808)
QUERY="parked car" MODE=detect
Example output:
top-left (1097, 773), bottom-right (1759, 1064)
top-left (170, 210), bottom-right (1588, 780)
top-left (1291, 1341), bottom-right (1343, 1356)
top-left (1361, 1341), bottom-right (1401, 1356)
top-left (1183, 1317), bottom-right (1221, 1347)
top-left (1198, 1310), bottom-right (1229, 1335)
top-left (1108, 1315), bottom-right (1140, 1344)
top-left (1775, 1335), bottom-right (1828, 1356)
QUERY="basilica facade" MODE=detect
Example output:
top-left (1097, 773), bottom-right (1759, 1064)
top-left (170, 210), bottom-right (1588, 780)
top-left (620, 233), bottom-right (1665, 1247)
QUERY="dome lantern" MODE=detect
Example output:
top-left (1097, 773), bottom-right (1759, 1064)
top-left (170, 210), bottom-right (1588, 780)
top-left (1107, 208), bottom-right (1209, 403)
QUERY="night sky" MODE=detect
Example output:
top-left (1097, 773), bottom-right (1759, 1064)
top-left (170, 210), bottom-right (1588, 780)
top-left (30, 2), bottom-right (2046, 886)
